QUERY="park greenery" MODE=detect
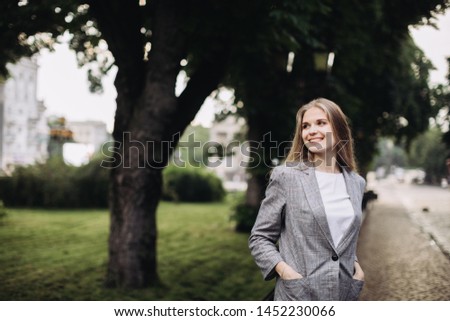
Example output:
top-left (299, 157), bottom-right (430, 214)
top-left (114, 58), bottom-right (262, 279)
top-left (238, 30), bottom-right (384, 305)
top-left (0, 156), bottom-right (108, 208)
top-left (0, 0), bottom-right (449, 289)
top-left (0, 154), bottom-right (225, 207)
top-left (0, 200), bottom-right (7, 219)
top-left (409, 128), bottom-right (449, 183)
top-left (431, 57), bottom-right (450, 147)
top-left (0, 202), bottom-right (271, 300)
top-left (371, 131), bottom-right (448, 185)
top-left (372, 60), bottom-right (450, 184)
top-left (162, 164), bottom-right (225, 203)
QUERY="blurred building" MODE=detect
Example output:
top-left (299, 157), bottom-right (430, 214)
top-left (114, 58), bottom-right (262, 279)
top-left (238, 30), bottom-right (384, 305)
top-left (208, 116), bottom-right (248, 191)
top-left (66, 120), bottom-right (110, 152)
top-left (0, 57), bottom-right (49, 175)
top-left (63, 120), bottom-right (110, 166)
top-left (47, 116), bottom-right (74, 159)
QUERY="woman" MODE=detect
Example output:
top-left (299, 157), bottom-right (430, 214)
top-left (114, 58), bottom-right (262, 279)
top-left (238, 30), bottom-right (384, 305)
top-left (248, 98), bottom-right (366, 301)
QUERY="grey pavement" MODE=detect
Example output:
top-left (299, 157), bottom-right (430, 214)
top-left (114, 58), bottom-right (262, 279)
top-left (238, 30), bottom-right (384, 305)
top-left (357, 177), bottom-right (450, 300)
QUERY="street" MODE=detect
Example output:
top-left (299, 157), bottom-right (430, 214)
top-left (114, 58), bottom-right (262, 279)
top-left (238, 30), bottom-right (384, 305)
top-left (357, 177), bottom-right (450, 300)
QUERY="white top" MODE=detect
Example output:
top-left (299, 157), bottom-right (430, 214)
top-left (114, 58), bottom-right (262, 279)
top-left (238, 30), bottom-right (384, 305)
top-left (315, 170), bottom-right (355, 247)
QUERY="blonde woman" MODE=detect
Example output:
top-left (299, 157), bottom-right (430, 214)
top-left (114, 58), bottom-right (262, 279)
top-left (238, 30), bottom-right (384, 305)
top-left (249, 98), bottom-right (366, 301)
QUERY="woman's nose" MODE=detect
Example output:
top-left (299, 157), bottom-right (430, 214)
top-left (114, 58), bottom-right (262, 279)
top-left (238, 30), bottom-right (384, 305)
top-left (309, 125), bottom-right (318, 134)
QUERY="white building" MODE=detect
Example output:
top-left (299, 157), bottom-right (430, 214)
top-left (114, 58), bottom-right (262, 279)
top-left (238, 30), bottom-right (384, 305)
top-left (63, 120), bottom-right (110, 166)
top-left (66, 120), bottom-right (110, 152)
top-left (0, 57), bottom-right (49, 174)
top-left (209, 116), bottom-right (248, 191)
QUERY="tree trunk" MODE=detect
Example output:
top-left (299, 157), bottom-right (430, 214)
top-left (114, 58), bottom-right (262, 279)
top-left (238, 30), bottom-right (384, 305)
top-left (105, 70), bottom-right (173, 288)
top-left (245, 118), bottom-right (267, 209)
top-left (107, 166), bottom-right (162, 287)
top-left (246, 175), bottom-right (265, 208)
top-left (104, 0), bottom-right (188, 288)
top-left (102, 3), bottom-right (229, 287)
top-left (241, 53), bottom-right (298, 221)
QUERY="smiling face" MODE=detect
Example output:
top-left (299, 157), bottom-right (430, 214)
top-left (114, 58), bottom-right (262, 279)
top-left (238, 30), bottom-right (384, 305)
top-left (301, 107), bottom-right (336, 160)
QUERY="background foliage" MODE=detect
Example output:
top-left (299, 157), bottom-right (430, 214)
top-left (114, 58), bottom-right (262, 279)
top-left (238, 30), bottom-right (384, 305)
top-left (162, 164), bottom-right (225, 203)
top-left (0, 155), bottom-right (225, 207)
top-left (409, 128), bottom-right (448, 184)
top-left (0, 157), bottom-right (108, 208)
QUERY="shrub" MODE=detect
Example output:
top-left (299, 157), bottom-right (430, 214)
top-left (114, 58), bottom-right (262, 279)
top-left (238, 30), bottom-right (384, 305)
top-left (231, 203), bottom-right (258, 232)
top-left (162, 165), bottom-right (225, 202)
top-left (0, 200), bottom-right (7, 219)
top-left (229, 192), bottom-right (259, 232)
top-left (74, 156), bottom-right (109, 208)
top-left (0, 158), bottom-right (77, 207)
top-left (37, 158), bottom-right (79, 207)
top-left (0, 156), bottom-right (109, 208)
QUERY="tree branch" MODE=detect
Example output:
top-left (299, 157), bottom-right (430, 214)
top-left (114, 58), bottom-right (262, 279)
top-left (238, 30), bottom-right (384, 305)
top-left (166, 44), bottom-right (230, 144)
top-left (87, 0), bottom-right (146, 97)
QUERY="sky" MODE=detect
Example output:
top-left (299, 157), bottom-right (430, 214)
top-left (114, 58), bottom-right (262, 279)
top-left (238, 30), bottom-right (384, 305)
top-left (37, 11), bottom-right (450, 134)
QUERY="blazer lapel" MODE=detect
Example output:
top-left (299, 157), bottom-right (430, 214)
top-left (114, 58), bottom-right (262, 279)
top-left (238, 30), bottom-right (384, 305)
top-left (295, 164), bottom-right (336, 251)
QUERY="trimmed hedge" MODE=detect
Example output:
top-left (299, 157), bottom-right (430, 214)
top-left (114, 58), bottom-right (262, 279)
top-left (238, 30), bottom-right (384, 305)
top-left (0, 159), bottom-right (226, 207)
top-left (162, 165), bottom-right (225, 202)
top-left (0, 200), bottom-right (7, 219)
top-left (0, 157), bottom-right (108, 208)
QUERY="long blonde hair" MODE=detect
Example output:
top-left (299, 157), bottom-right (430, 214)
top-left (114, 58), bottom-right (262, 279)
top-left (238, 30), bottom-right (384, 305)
top-left (285, 98), bottom-right (358, 172)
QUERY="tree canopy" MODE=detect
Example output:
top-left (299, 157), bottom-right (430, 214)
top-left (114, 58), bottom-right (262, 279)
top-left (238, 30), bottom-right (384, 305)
top-left (220, 0), bottom-right (449, 173)
top-left (210, 1), bottom-right (449, 231)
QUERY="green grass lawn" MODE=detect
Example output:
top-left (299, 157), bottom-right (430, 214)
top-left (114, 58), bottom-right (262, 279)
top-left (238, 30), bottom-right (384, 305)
top-left (0, 201), bottom-right (273, 300)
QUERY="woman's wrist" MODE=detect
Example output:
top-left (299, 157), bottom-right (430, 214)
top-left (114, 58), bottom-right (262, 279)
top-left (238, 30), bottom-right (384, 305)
top-left (276, 262), bottom-right (303, 280)
top-left (275, 261), bottom-right (287, 277)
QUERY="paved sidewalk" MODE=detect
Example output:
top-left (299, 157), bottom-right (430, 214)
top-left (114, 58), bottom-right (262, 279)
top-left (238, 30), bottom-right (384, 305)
top-left (392, 183), bottom-right (450, 258)
top-left (357, 180), bottom-right (450, 300)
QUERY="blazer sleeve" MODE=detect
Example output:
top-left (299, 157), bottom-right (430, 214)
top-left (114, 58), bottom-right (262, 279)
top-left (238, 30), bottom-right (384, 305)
top-left (248, 166), bottom-right (286, 281)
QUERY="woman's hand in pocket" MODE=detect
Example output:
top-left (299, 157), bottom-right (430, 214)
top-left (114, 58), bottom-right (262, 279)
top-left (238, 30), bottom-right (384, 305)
top-left (353, 261), bottom-right (365, 281)
top-left (276, 261), bottom-right (303, 280)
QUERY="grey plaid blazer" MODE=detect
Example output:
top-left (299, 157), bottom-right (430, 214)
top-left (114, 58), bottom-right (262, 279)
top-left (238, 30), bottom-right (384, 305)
top-left (248, 162), bottom-right (366, 301)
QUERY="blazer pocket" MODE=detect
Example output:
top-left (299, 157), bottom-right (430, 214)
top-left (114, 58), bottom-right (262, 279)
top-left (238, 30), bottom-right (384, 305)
top-left (279, 277), bottom-right (311, 301)
top-left (346, 278), bottom-right (364, 301)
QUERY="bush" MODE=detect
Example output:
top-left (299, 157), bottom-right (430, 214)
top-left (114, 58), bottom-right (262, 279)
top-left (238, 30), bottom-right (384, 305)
top-left (37, 158), bottom-right (79, 207)
top-left (0, 200), bottom-right (7, 219)
top-left (231, 203), bottom-right (259, 233)
top-left (0, 156), bottom-right (109, 208)
top-left (0, 158), bottom-right (77, 207)
top-left (229, 192), bottom-right (259, 232)
top-left (74, 156), bottom-right (109, 208)
top-left (0, 156), bottom-right (228, 207)
top-left (162, 165), bottom-right (225, 202)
